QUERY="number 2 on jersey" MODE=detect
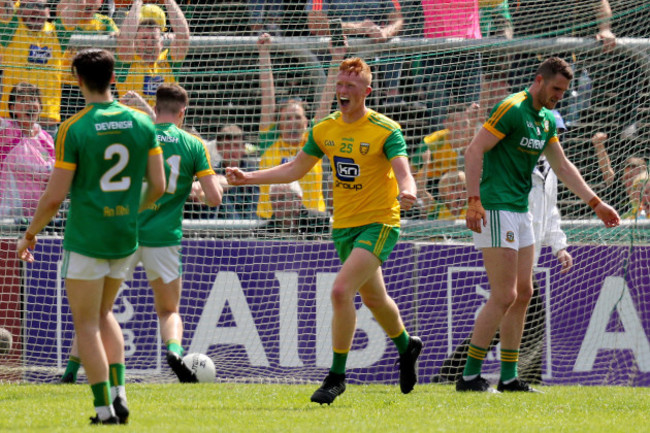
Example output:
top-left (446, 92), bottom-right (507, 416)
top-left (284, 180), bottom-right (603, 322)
top-left (100, 144), bottom-right (131, 192)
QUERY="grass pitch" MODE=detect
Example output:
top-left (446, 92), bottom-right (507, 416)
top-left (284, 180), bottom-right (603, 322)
top-left (1, 382), bottom-right (648, 432)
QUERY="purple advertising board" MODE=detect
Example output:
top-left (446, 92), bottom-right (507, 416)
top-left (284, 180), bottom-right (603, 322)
top-left (24, 239), bottom-right (650, 385)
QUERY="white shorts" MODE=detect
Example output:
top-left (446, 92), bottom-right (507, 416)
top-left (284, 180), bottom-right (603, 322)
top-left (62, 250), bottom-right (134, 280)
top-left (125, 245), bottom-right (182, 284)
top-left (472, 209), bottom-right (535, 251)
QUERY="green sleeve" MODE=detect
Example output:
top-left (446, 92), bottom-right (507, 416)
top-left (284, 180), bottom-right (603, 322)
top-left (257, 124), bottom-right (280, 153)
top-left (114, 58), bottom-right (130, 84)
top-left (410, 139), bottom-right (428, 167)
top-left (384, 129), bottom-right (408, 160)
top-left (302, 129), bottom-right (324, 159)
top-left (52, 18), bottom-right (72, 51)
top-left (194, 137), bottom-right (212, 174)
top-left (489, 100), bottom-right (517, 137)
top-left (0, 14), bottom-right (18, 47)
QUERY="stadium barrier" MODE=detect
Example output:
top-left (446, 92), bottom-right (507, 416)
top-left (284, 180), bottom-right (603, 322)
top-left (10, 235), bottom-right (650, 386)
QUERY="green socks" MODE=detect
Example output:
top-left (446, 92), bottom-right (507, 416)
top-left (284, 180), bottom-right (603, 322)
top-left (500, 349), bottom-right (519, 383)
top-left (91, 381), bottom-right (112, 408)
top-left (463, 344), bottom-right (488, 379)
top-left (330, 350), bottom-right (349, 375)
top-left (166, 339), bottom-right (184, 357)
top-left (62, 355), bottom-right (81, 382)
top-left (391, 329), bottom-right (410, 355)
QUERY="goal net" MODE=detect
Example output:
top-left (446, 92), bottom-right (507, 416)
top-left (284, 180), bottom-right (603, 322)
top-left (0, 0), bottom-right (649, 387)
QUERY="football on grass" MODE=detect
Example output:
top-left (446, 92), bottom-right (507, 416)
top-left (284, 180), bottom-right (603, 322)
top-left (182, 353), bottom-right (216, 383)
top-left (0, 327), bottom-right (12, 356)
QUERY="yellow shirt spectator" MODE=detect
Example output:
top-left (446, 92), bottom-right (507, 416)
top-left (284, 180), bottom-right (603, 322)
top-left (0, 9), bottom-right (63, 124)
top-left (115, 49), bottom-right (180, 108)
top-left (257, 124), bottom-right (325, 219)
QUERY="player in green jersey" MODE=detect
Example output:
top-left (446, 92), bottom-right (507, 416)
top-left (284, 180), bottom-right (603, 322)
top-left (458, 57), bottom-right (620, 393)
top-left (132, 83), bottom-right (223, 382)
top-left (227, 57), bottom-right (422, 405)
top-left (61, 83), bottom-right (223, 384)
top-left (16, 48), bottom-right (166, 424)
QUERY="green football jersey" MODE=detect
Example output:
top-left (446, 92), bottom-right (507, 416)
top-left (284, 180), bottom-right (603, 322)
top-left (138, 123), bottom-right (215, 246)
top-left (54, 101), bottom-right (160, 259)
top-left (481, 90), bottom-right (559, 212)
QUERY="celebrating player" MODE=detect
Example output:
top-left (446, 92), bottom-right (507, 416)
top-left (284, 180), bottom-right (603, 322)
top-left (458, 57), bottom-right (620, 393)
top-left (227, 57), bottom-right (423, 405)
top-left (129, 83), bottom-right (223, 382)
top-left (16, 48), bottom-right (165, 424)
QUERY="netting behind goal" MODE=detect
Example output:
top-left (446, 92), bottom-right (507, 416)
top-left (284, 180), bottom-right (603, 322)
top-left (1, 1), bottom-right (649, 386)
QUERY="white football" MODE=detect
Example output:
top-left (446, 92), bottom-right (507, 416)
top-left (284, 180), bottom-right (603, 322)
top-left (0, 327), bottom-right (12, 356)
top-left (182, 353), bottom-right (216, 383)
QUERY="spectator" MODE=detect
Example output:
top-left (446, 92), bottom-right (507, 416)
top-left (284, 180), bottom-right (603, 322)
top-left (115, 0), bottom-right (190, 108)
top-left (412, 104), bottom-right (475, 200)
top-left (427, 170), bottom-right (467, 220)
top-left (254, 182), bottom-right (331, 239)
top-left (56, 0), bottom-right (119, 121)
top-left (509, 1), bottom-right (617, 126)
top-left (306, 0), bottom-right (404, 103)
top-left (211, 125), bottom-right (259, 220)
top-left (621, 172), bottom-right (649, 220)
top-left (479, 0), bottom-right (513, 91)
top-left (0, 83), bottom-right (54, 219)
top-left (249, 0), bottom-right (284, 35)
top-left (248, 1), bottom-right (310, 37)
top-left (256, 32), bottom-right (342, 219)
top-left (412, 0), bottom-right (482, 129)
top-left (0, 0), bottom-right (64, 135)
top-left (621, 157), bottom-right (649, 204)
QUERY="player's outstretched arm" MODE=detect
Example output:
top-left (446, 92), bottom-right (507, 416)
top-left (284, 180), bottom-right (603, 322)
top-left (544, 141), bottom-right (620, 228)
top-left (226, 150), bottom-right (319, 186)
top-left (17, 167), bottom-right (74, 262)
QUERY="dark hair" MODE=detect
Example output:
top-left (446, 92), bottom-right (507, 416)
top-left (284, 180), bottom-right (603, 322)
top-left (72, 48), bottom-right (114, 93)
top-left (155, 83), bottom-right (188, 115)
top-left (8, 82), bottom-right (41, 120)
top-left (536, 57), bottom-right (574, 81)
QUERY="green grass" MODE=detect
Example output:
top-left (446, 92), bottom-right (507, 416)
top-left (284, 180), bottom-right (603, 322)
top-left (1, 383), bottom-right (649, 432)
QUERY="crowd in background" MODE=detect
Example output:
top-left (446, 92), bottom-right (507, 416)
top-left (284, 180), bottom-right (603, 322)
top-left (0, 0), bottom-right (649, 237)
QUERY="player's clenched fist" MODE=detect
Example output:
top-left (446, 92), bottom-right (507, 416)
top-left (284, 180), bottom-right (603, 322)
top-left (226, 167), bottom-right (247, 185)
top-left (465, 196), bottom-right (486, 233)
top-left (398, 191), bottom-right (417, 211)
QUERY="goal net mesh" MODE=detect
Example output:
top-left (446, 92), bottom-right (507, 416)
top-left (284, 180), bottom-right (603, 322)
top-left (0, 0), bottom-right (649, 386)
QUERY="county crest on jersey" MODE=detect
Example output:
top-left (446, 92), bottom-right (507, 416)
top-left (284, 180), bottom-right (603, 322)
top-left (481, 89), bottom-right (559, 212)
top-left (303, 109), bottom-right (408, 229)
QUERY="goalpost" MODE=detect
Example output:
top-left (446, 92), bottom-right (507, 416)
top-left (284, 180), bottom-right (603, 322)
top-left (0, 0), bottom-right (649, 386)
